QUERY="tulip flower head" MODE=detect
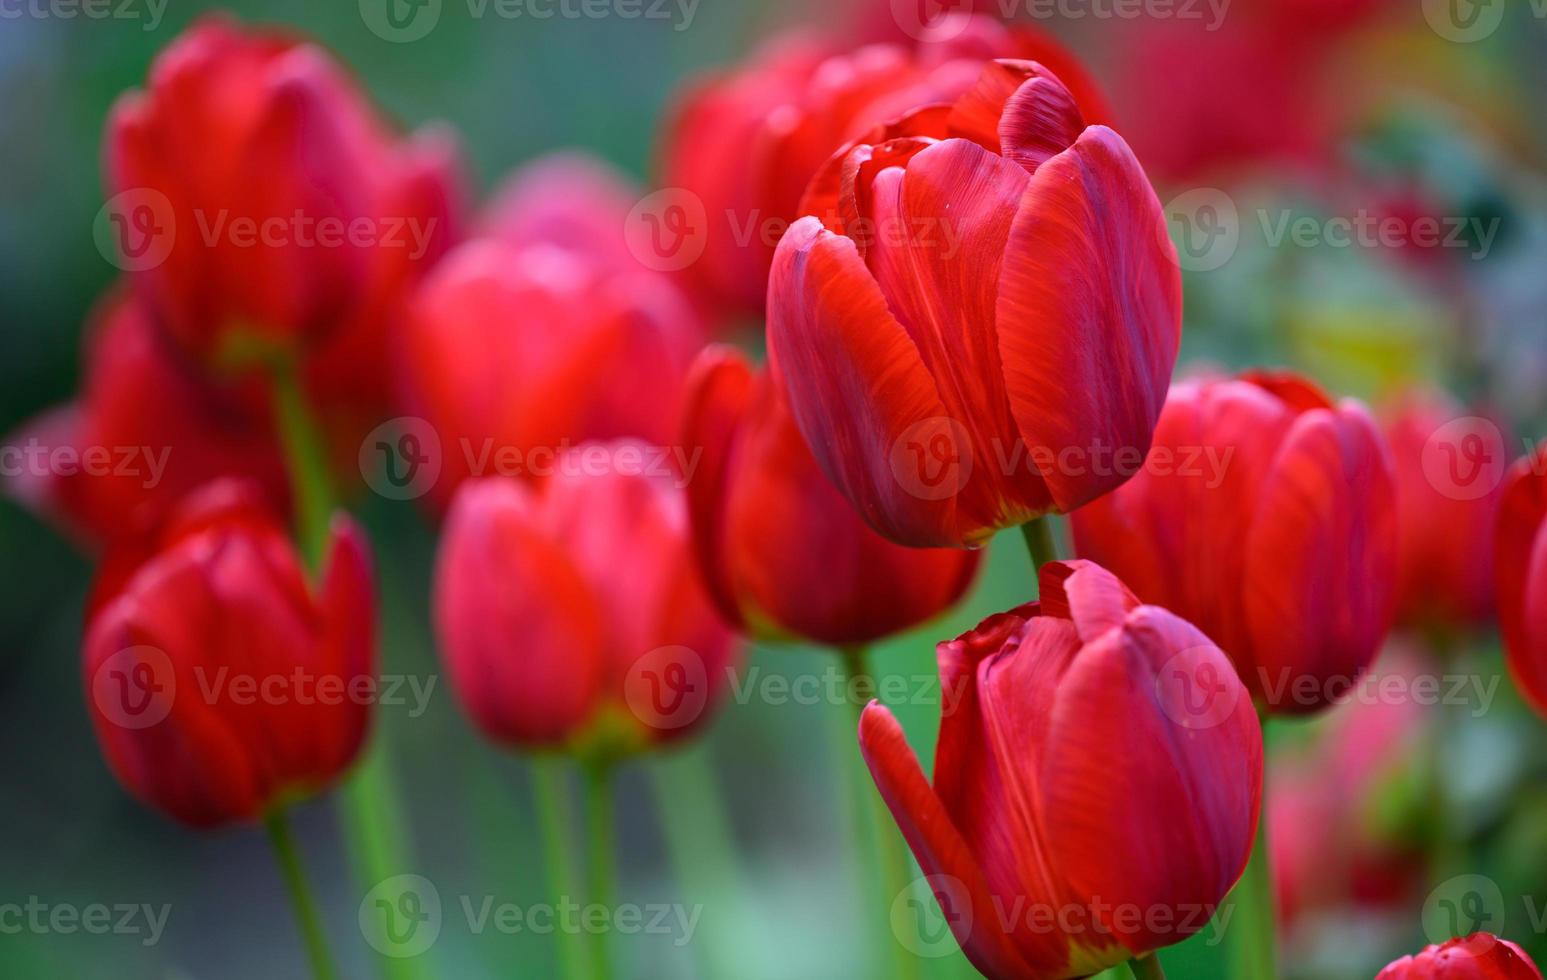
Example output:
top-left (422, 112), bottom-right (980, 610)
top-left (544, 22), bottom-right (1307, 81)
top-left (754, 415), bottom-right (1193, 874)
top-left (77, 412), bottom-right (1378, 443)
top-left (859, 561), bottom-right (1262, 979)
top-left (1496, 442), bottom-right (1547, 720)
top-left (105, 16), bottom-right (460, 369)
top-left (767, 58), bottom-right (1181, 548)
top-left (83, 480), bottom-right (375, 827)
top-left (680, 346), bottom-right (979, 646)
top-left (1072, 371), bottom-right (1398, 715)
top-left (433, 449), bottom-right (737, 760)
top-left (1377, 934), bottom-right (1543, 979)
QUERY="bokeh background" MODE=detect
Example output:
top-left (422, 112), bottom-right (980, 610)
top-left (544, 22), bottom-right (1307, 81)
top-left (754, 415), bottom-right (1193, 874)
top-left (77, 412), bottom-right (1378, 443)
top-left (5, 0), bottom-right (1547, 976)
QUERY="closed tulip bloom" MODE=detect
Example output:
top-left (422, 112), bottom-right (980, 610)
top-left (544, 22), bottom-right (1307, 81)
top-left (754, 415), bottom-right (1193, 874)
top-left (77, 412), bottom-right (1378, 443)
top-left (1378, 935), bottom-right (1543, 979)
top-left (1381, 391), bottom-right (1510, 633)
top-left (5, 291), bottom-right (289, 548)
top-left (1072, 371), bottom-right (1398, 714)
top-left (680, 346), bottom-right (979, 646)
top-left (106, 16), bottom-right (460, 367)
top-left (434, 450), bottom-right (737, 755)
top-left (767, 58), bottom-right (1180, 547)
top-left (661, 14), bottom-right (1109, 315)
top-left (859, 561), bottom-right (1262, 979)
top-left (1496, 443), bottom-right (1547, 719)
top-left (83, 480), bottom-right (375, 827)
top-left (399, 156), bottom-right (703, 509)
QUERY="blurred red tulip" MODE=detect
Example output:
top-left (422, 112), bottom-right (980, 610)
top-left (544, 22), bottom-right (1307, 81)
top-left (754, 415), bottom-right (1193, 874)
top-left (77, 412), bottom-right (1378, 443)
top-left (859, 561), bottom-right (1262, 979)
top-left (1072, 371), bottom-right (1398, 715)
top-left (1381, 391), bottom-right (1510, 634)
top-left (398, 157), bottom-right (704, 510)
top-left (1378, 934), bottom-right (1543, 979)
top-left (105, 15), bottom-right (460, 369)
top-left (433, 450), bottom-right (737, 755)
top-left (1496, 443), bottom-right (1547, 720)
top-left (83, 480), bottom-right (374, 827)
top-left (680, 346), bottom-right (979, 646)
top-left (767, 59), bottom-right (1179, 547)
top-left (660, 14), bottom-right (1109, 316)
top-left (4, 291), bottom-right (289, 547)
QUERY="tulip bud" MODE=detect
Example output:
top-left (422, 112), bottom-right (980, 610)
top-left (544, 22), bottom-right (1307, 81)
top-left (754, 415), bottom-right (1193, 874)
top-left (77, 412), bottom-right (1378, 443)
top-left (1495, 443), bottom-right (1547, 720)
top-left (83, 480), bottom-right (375, 827)
top-left (104, 16), bottom-right (459, 368)
top-left (680, 346), bottom-right (979, 646)
top-left (661, 15), bottom-right (1108, 316)
top-left (1377, 934), bottom-right (1543, 979)
top-left (767, 58), bottom-right (1180, 547)
top-left (433, 448), bottom-right (738, 757)
top-left (859, 561), bottom-right (1262, 979)
top-left (1072, 371), bottom-right (1398, 715)
top-left (1381, 391), bottom-right (1510, 634)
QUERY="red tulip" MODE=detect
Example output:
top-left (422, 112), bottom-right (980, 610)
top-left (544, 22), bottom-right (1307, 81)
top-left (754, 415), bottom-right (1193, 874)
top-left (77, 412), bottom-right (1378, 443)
top-left (1496, 443), bottom-right (1547, 719)
top-left (105, 16), bottom-right (460, 368)
top-left (1381, 391), bottom-right (1510, 634)
top-left (83, 480), bottom-right (374, 827)
top-left (1377, 935), bottom-right (1543, 979)
top-left (859, 561), bottom-right (1262, 979)
top-left (5, 291), bottom-right (289, 547)
top-left (1072, 371), bottom-right (1398, 715)
top-left (660, 14), bottom-right (1110, 315)
top-left (680, 346), bottom-right (978, 646)
top-left (767, 58), bottom-right (1180, 548)
top-left (398, 158), bottom-right (703, 510)
top-left (433, 449), bottom-right (738, 754)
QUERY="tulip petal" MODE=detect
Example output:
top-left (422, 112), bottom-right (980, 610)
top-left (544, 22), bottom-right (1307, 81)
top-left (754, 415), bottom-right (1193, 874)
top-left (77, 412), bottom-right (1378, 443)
top-left (1497, 448), bottom-right (1547, 718)
top-left (767, 216), bottom-right (960, 546)
top-left (995, 126), bottom-right (1182, 513)
top-left (679, 347), bottom-right (756, 631)
top-left (947, 61), bottom-right (1084, 175)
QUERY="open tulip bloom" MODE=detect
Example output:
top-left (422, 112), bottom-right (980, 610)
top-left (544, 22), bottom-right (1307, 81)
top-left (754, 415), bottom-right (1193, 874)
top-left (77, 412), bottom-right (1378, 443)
top-left (1378, 934), bottom-right (1544, 979)
top-left (859, 561), bottom-right (1263, 978)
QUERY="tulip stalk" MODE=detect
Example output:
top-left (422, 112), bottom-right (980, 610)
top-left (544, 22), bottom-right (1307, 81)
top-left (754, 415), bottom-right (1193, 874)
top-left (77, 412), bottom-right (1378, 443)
top-left (269, 361), bottom-right (424, 980)
top-left (1129, 954), bottom-right (1167, 979)
top-left (582, 762), bottom-right (617, 980)
top-left (1019, 517), bottom-right (1059, 571)
top-left (264, 809), bottom-right (341, 980)
top-left (532, 757), bottom-right (588, 980)
top-left (1230, 782), bottom-right (1278, 980)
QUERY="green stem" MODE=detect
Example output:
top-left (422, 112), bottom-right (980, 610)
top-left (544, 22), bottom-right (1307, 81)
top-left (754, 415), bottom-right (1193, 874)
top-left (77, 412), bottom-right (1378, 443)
top-left (649, 747), bottom-right (742, 980)
top-left (582, 763), bottom-right (616, 980)
top-left (265, 809), bottom-right (341, 980)
top-left (1019, 516), bottom-right (1059, 571)
top-left (1230, 789), bottom-right (1279, 980)
top-left (269, 365), bottom-right (424, 980)
top-left (840, 646), bottom-right (922, 980)
top-left (533, 757), bottom-right (588, 980)
top-left (1129, 953), bottom-right (1167, 980)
